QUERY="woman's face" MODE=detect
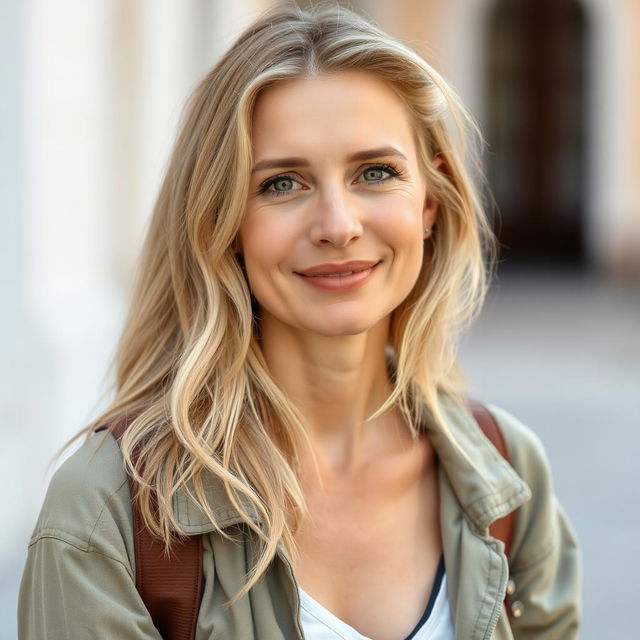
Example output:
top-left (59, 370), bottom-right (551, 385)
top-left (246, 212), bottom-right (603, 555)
top-left (238, 70), bottom-right (439, 338)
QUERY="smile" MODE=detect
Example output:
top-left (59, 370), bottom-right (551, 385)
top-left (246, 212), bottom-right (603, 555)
top-left (294, 260), bottom-right (381, 291)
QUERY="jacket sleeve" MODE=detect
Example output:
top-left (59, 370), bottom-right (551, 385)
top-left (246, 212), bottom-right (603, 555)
top-left (18, 535), bottom-right (162, 639)
top-left (490, 404), bottom-right (582, 639)
top-left (17, 433), bottom-right (162, 639)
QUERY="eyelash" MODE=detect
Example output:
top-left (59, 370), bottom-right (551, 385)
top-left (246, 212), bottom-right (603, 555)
top-left (257, 163), bottom-right (404, 198)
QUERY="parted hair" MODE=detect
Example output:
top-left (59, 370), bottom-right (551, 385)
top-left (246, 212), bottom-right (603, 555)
top-left (70, 1), bottom-right (496, 604)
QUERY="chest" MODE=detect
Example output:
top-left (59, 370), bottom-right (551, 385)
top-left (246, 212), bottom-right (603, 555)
top-left (196, 467), bottom-right (513, 640)
top-left (290, 445), bottom-right (442, 640)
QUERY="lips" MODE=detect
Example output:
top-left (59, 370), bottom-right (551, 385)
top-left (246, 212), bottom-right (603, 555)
top-left (294, 260), bottom-right (381, 277)
top-left (293, 260), bottom-right (381, 292)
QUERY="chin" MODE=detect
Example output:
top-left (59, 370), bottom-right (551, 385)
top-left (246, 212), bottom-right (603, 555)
top-left (312, 324), bottom-right (372, 338)
top-left (302, 311), bottom-right (381, 337)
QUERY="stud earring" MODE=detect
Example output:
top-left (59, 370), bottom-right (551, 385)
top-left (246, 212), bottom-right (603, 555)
top-left (424, 227), bottom-right (432, 236)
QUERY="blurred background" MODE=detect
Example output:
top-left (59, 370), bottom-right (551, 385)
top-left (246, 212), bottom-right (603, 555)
top-left (2, 0), bottom-right (639, 638)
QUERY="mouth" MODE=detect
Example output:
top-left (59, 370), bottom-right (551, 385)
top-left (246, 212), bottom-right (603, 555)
top-left (294, 260), bottom-right (382, 291)
top-left (294, 260), bottom-right (382, 278)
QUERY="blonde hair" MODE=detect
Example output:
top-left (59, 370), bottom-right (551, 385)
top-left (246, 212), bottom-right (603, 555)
top-left (71, 1), bottom-right (496, 605)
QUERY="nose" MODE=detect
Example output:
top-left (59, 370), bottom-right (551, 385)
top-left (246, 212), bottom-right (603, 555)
top-left (309, 186), bottom-right (363, 248)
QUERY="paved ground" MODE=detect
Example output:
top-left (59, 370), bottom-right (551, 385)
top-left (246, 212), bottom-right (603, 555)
top-left (458, 266), bottom-right (640, 638)
top-left (4, 267), bottom-right (638, 638)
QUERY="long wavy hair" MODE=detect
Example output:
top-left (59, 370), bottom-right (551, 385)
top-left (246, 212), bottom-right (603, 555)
top-left (69, 1), bottom-right (496, 604)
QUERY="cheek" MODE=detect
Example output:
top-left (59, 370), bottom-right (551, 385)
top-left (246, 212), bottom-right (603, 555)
top-left (375, 199), bottom-right (426, 294)
top-left (374, 197), bottom-right (424, 256)
top-left (238, 213), bottom-right (293, 292)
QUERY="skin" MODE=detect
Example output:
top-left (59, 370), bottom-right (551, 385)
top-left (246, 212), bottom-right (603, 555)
top-left (238, 71), bottom-right (444, 639)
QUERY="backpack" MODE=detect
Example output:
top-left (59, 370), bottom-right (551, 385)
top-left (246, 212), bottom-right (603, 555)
top-left (103, 400), bottom-right (516, 640)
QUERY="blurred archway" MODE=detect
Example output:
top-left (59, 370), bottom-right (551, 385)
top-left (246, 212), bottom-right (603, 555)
top-left (486, 0), bottom-right (588, 267)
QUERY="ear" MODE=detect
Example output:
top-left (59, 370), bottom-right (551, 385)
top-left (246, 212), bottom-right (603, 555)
top-left (423, 155), bottom-right (446, 239)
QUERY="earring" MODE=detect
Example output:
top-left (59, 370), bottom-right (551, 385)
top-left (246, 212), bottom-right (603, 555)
top-left (424, 227), bottom-right (432, 237)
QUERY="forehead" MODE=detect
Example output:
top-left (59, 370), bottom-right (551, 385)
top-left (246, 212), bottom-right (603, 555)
top-left (250, 71), bottom-right (418, 159)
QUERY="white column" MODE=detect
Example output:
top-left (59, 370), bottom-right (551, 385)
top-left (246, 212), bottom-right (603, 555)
top-left (112, 0), bottom-right (272, 284)
top-left (581, 0), bottom-right (640, 274)
top-left (4, 1), bottom-right (121, 634)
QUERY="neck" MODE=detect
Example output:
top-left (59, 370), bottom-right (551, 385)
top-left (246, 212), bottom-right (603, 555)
top-left (259, 312), bottom-right (407, 473)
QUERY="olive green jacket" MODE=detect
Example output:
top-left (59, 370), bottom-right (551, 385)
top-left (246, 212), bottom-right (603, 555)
top-left (18, 399), bottom-right (581, 639)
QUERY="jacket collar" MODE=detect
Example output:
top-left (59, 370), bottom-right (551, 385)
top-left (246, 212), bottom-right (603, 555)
top-left (427, 394), bottom-right (531, 532)
top-left (173, 393), bottom-right (531, 534)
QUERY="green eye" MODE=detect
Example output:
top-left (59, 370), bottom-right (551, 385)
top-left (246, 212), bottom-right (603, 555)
top-left (361, 163), bottom-right (402, 184)
top-left (258, 174), bottom-right (302, 197)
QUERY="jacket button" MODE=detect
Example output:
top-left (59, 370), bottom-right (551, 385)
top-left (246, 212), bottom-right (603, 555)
top-left (511, 600), bottom-right (524, 618)
top-left (506, 579), bottom-right (516, 595)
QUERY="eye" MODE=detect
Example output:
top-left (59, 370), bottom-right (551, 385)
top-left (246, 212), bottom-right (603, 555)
top-left (258, 174), bottom-right (303, 198)
top-left (257, 162), bottom-right (404, 199)
top-left (359, 163), bottom-right (403, 185)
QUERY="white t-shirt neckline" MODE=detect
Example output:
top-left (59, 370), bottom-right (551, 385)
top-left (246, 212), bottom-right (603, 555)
top-left (297, 556), bottom-right (454, 640)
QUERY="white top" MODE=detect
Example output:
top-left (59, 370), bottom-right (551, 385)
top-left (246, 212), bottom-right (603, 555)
top-left (297, 558), bottom-right (454, 640)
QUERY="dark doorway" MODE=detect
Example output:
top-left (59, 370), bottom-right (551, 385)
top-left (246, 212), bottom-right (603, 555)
top-left (486, 0), bottom-right (588, 267)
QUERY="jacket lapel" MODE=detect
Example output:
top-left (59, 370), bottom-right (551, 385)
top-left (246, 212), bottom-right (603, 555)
top-left (427, 394), bottom-right (531, 533)
top-left (431, 395), bottom-right (531, 639)
top-left (439, 471), bottom-right (511, 639)
top-left (173, 474), bottom-right (259, 533)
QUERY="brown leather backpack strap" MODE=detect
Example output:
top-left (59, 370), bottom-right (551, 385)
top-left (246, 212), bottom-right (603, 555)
top-left (98, 418), bottom-right (203, 640)
top-left (466, 400), bottom-right (516, 559)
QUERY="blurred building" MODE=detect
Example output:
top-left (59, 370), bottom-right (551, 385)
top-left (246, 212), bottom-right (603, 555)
top-left (355, 0), bottom-right (640, 274)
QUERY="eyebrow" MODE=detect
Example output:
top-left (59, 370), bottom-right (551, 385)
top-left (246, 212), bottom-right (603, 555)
top-left (251, 146), bottom-right (408, 173)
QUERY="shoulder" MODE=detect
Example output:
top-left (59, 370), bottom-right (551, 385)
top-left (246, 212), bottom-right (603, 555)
top-left (485, 403), bottom-right (553, 485)
top-left (29, 431), bottom-right (134, 567)
top-left (484, 402), bottom-right (555, 528)
top-left (19, 432), bottom-right (167, 638)
top-left (481, 404), bottom-right (582, 633)
top-left (485, 403), bottom-right (579, 571)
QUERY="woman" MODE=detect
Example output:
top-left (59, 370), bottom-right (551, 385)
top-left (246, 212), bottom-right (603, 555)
top-left (18, 3), bottom-right (581, 639)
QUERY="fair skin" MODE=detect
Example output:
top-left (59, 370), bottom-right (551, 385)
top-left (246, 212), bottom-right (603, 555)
top-left (238, 71), bottom-right (444, 640)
